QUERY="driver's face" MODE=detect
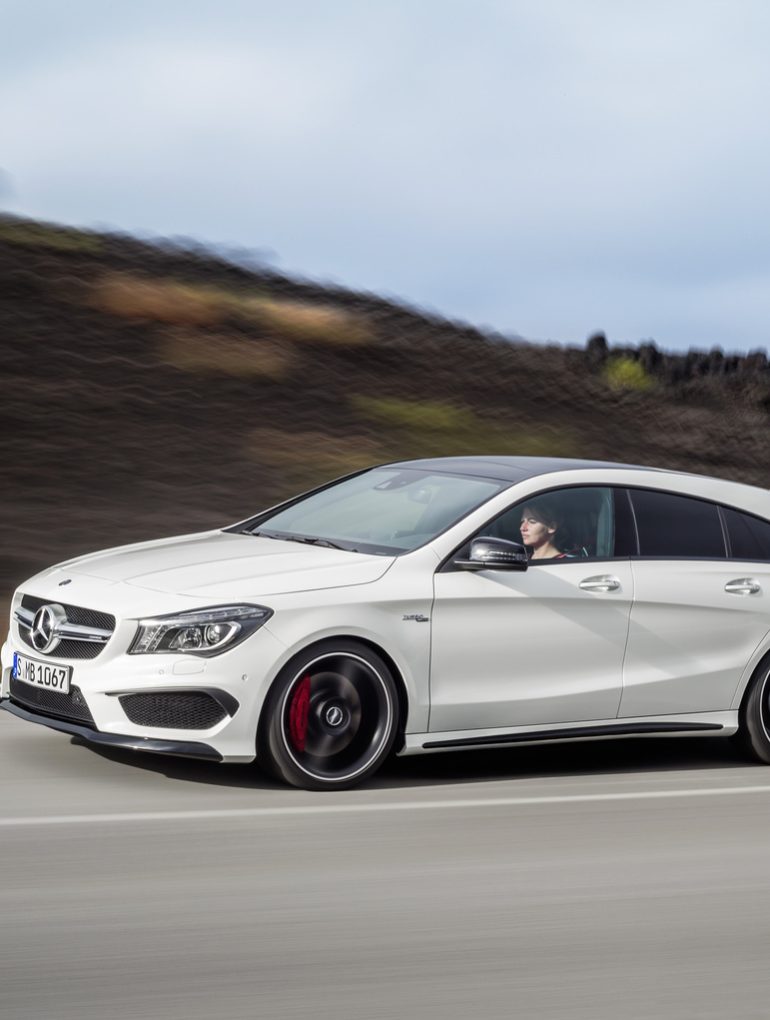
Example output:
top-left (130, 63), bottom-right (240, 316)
top-left (520, 512), bottom-right (553, 547)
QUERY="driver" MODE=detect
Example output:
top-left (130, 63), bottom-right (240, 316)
top-left (519, 500), bottom-right (570, 560)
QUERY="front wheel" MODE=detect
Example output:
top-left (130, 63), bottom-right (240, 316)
top-left (260, 641), bottom-right (399, 790)
top-left (735, 657), bottom-right (770, 764)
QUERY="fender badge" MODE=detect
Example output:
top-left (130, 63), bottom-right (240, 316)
top-left (58, 579), bottom-right (72, 586)
top-left (402, 613), bottom-right (429, 623)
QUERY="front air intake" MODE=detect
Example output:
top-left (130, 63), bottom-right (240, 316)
top-left (9, 676), bottom-right (95, 727)
top-left (119, 692), bottom-right (229, 730)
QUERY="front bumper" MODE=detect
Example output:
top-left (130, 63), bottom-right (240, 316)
top-left (0, 697), bottom-right (223, 760)
top-left (1, 610), bottom-right (291, 761)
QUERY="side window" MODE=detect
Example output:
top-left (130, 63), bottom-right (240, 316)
top-left (722, 507), bottom-right (770, 561)
top-left (480, 487), bottom-right (623, 562)
top-left (629, 489), bottom-right (726, 558)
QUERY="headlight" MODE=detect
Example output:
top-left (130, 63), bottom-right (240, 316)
top-left (129, 604), bottom-right (272, 657)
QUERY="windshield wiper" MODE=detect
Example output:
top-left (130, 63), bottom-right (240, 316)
top-left (250, 530), bottom-right (348, 550)
top-left (283, 535), bottom-right (347, 550)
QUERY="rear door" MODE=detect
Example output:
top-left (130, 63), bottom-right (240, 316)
top-left (619, 489), bottom-right (770, 717)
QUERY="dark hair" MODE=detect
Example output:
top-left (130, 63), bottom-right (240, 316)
top-left (522, 496), bottom-right (562, 532)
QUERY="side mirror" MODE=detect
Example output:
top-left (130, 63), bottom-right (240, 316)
top-left (454, 536), bottom-right (528, 571)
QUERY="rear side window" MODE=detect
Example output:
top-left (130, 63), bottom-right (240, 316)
top-left (723, 507), bottom-right (770, 561)
top-left (630, 489), bottom-right (726, 558)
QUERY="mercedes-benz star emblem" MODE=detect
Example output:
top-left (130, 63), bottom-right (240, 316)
top-left (325, 705), bottom-right (344, 727)
top-left (30, 604), bottom-right (66, 653)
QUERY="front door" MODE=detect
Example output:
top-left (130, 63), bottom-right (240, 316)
top-left (429, 486), bottom-right (635, 732)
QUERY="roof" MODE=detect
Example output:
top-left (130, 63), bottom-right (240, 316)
top-left (386, 456), bottom-right (662, 483)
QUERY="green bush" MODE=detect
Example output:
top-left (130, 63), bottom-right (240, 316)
top-left (0, 219), bottom-right (101, 252)
top-left (351, 397), bottom-right (476, 431)
top-left (603, 356), bottom-right (654, 392)
top-left (349, 396), bottom-right (577, 458)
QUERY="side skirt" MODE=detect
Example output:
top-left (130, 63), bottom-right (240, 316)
top-left (399, 712), bottom-right (739, 754)
top-left (421, 720), bottom-right (723, 750)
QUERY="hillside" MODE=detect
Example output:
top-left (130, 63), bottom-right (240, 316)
top-left (2, 214), bottom-right (769, 599)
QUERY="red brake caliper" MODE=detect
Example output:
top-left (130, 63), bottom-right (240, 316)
top-left (288, 674), bottom-right (311, 752)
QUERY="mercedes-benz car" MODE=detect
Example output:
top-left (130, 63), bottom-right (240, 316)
top-left (4, 456), bottom-right (770, 790)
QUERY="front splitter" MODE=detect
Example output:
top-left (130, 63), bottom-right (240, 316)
top-left (0, 698), bottom-right (223, 762)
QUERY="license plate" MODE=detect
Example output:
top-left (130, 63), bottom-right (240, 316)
top-left (12, 653), bottom-right (72, 694)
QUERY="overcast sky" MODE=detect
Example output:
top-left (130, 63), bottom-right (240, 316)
top-left (3, 0), bottom-right (770, 351)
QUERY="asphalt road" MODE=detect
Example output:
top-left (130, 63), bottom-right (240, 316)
top-left (2, 711), bottom-right (770, 1020)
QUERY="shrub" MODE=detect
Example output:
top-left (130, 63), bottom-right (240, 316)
top-left (603, 356), bottom-right (654, 392)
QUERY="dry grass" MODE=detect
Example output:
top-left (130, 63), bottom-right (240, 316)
top-left (248, 297), bottom-right (371, 346)
top-left (91, 274), bottom-right (225, 326)
top-left (90, 273), bottom-right (372, 345)
top-left (247, 428), bottom-right (383, 489)
top-left (159, 329), bottom-right (294, 379)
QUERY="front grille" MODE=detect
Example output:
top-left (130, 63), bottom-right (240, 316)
top-left (21, 639), bottom-right (105, 661)
top-left (18, 594), bottom-right (116, 660)
top-left (20, 595), bottom-right (115, 631)
top-left (119, 692), bottom-right (227, 730)
top-left (10, 675), bottom-right (95, 727)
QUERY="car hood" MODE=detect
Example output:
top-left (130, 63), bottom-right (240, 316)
top-left (53, 530), bottom-right (395, 598)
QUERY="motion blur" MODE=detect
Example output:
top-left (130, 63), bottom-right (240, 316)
top-left (2, 214), bottom-right (769, 617)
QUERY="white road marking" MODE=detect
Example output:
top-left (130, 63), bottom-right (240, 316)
top-left (3, 783), bottom-right (770, 827)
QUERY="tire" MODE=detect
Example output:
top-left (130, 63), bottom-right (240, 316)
top-left (259, 640), bottom-right (399, 791)
top-left (735, 656), bottom-right (770, 764)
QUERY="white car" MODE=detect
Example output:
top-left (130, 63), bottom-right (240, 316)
top-left (4, 456), bottom-right (770, 790)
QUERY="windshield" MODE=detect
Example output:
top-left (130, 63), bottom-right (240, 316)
top-left (242, 468), bottom-right (505, 554)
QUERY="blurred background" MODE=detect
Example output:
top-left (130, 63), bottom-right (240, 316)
top-left (2, 214), bottom-right (770, 611)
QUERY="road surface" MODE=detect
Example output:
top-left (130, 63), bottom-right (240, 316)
top-left (1, 709), bottom-right (769, 1019)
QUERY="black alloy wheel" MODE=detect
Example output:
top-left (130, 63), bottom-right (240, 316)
top-left (260, 640), bottom-right (399, 790)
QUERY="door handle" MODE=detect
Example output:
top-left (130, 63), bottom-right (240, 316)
top-left (579, 575), bottom-right (621, 593)
top-left (725, 578), bottom-right (761, 595)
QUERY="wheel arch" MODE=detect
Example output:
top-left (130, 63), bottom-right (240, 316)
top-left (735, 645), bottom-right (770, 720)
top-left (731, 632), bottom-right (770, 713)
top-left (256, 634), bottom-right (410, 755)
